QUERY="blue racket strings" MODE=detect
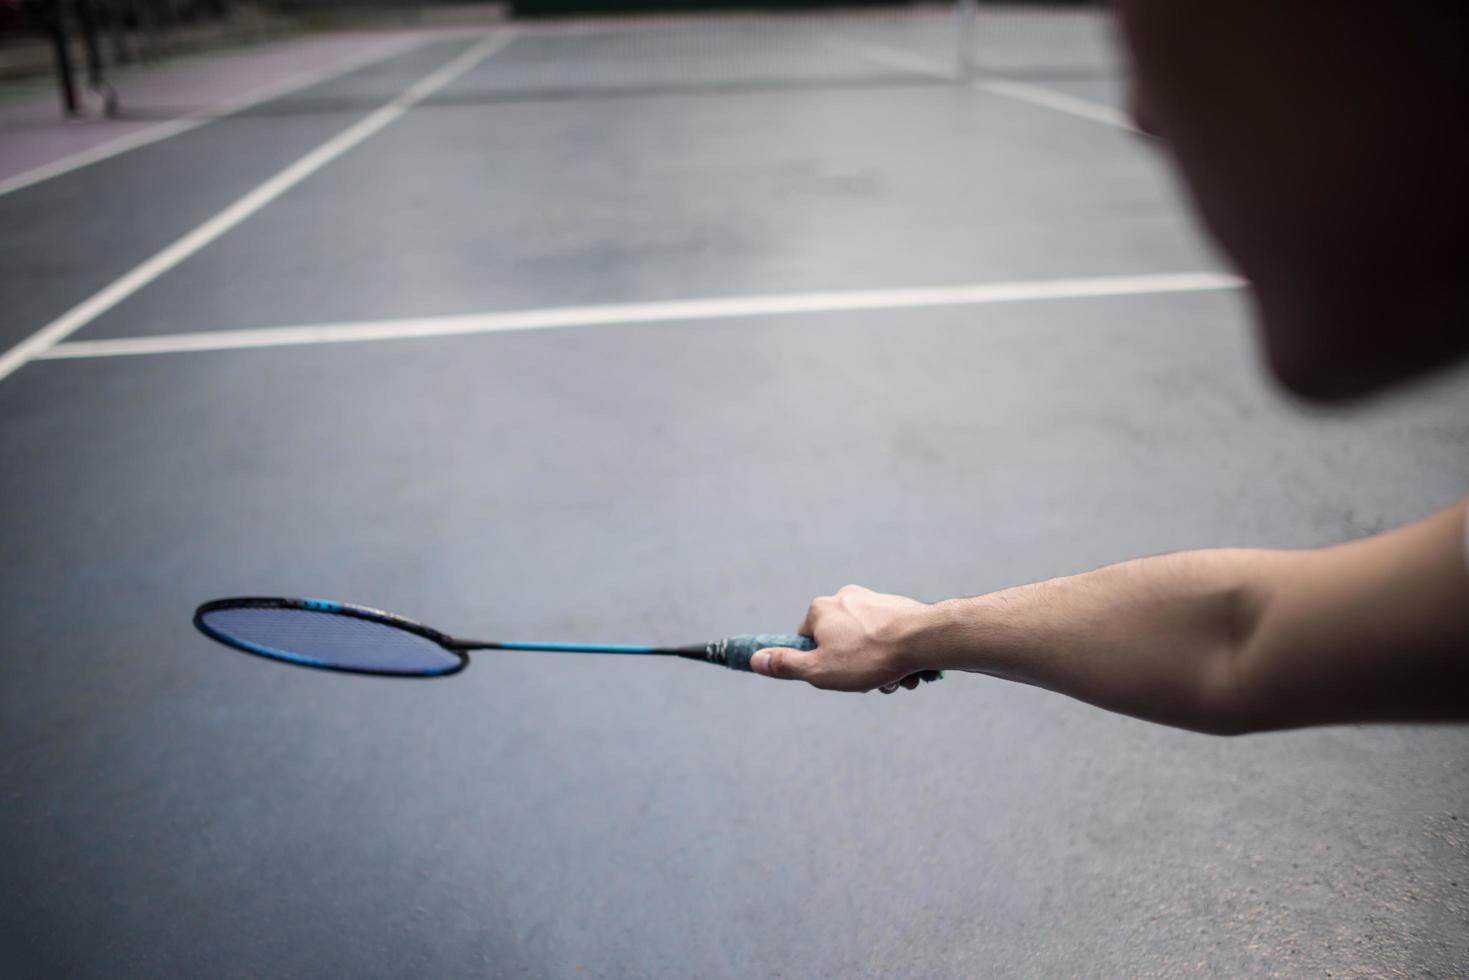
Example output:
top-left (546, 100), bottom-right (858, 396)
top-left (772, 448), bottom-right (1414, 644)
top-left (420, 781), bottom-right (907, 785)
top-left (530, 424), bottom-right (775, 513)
top-left (198, 605), bottom-right (463, 674)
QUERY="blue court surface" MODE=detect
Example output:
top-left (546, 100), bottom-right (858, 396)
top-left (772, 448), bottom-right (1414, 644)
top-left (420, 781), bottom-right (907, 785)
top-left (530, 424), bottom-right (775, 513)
top-left (2, 8), bottom-right (1467, 977)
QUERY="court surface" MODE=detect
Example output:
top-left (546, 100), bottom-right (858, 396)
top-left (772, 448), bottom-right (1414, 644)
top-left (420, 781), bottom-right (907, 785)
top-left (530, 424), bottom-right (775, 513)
top-left (2, 10), bottom-right (1467, 978)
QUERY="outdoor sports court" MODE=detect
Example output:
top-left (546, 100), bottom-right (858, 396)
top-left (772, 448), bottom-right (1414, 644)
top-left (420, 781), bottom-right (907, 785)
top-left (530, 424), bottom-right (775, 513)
top-left (2, 7), bottom-right (1467, 976)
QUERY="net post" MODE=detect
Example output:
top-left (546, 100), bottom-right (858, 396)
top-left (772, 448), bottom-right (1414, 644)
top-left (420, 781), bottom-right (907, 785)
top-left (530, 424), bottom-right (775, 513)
top-left (953, 0), bottom-right (977, 82)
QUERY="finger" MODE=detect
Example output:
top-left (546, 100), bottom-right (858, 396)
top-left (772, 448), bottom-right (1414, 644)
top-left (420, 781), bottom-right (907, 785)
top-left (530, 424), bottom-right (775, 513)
top-left (799, 594), bottom-right (836, 637)
top-left (879, 683), bottom-right (899, 694)
top-left (751, 646), bottom-right (815, 681)
top-left (797, 604), bottom-right (816, 638)
top-left (900, 675), bottom-right (921, 690)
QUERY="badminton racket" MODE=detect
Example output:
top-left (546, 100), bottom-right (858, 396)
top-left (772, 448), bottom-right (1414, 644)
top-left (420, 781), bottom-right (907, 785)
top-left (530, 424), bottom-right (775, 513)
top-left (194, 596), bottom-right (944, 685)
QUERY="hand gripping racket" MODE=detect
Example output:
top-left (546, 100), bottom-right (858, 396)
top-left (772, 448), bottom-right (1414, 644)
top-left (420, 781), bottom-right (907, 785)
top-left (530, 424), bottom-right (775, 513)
top-left (194, 597), bottom-right (945, 684)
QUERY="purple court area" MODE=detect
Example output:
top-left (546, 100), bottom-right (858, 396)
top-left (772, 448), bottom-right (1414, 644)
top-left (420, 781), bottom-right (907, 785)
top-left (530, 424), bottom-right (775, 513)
top-left (0, 30), bottom-right (435, 186)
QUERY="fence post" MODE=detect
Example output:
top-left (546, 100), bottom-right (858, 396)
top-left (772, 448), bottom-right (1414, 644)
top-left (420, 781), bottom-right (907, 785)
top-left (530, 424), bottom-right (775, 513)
top-left (41, 0), bottom-right (80, 116)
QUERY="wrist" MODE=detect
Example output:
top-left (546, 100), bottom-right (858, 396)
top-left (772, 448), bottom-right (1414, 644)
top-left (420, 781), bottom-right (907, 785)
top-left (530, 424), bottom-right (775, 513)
top-left (897, 599), bottom-right (972, 673)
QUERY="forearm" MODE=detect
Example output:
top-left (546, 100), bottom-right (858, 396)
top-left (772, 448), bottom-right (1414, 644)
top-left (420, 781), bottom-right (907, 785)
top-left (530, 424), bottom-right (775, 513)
top-left (905, 502), bottom-right (1469, 733)
top-left (758, 503), bottom-right (1467, 729)
top-left (909, 549), bottom-right (1275, 734)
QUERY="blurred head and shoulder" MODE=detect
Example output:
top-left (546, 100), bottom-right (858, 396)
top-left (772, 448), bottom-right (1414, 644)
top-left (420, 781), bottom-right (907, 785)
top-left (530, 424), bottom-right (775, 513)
top-left (1115, 0), bottom-right (1468, 401)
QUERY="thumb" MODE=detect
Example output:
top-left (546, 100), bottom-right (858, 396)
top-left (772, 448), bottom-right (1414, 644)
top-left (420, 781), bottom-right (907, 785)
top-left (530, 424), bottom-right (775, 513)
top-left (751, 646), bottom-right (815, 680)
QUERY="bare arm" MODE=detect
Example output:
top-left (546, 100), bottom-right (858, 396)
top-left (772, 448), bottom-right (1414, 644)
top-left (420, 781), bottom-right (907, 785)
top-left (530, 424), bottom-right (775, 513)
top-left (752, 501), bottom-right (1469, 734)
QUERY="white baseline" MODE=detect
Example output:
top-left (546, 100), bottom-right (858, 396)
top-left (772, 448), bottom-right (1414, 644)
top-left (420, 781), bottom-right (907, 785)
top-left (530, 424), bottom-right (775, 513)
top-left (40, 271), bottom-right (1246, 360)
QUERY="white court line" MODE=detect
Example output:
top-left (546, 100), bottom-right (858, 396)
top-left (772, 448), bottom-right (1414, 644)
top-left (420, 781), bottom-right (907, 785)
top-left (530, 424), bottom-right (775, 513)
top-left (978, 78), bottom-right (1138, 133)
top-left (0, 34), bottom-right (428, 199)
top-left (0, 32), bottom-right (513, 386)
top-left (825, 37), bottom-right (1136, 133)
top-left (39, 272), bottom-right (1246, 360)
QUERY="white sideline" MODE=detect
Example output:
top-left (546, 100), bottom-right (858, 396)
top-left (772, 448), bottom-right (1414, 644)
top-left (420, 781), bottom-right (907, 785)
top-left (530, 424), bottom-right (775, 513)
top-left (38, 272), bottom-right (1247, 360)
top-left (979, 78), bottom-right (1138, 133)
top-left (0, 32), bottom-right (514, 385)
top-left (0, 34), bottom-right (427, 199)
top-left (826, 37), bottom-right (1137, 133)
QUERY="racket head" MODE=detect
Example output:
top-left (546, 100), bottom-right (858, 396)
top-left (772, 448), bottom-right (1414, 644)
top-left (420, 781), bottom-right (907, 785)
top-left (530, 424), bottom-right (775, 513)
top-left (193, 597), bottom-right (469, 678)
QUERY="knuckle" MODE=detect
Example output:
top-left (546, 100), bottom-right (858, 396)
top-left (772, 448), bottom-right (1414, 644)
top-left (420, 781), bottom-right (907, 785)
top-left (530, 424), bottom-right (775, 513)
top-left (766, 649), bottom-right (787, 677)
top-left (771, 650), bottom-right (806, 681)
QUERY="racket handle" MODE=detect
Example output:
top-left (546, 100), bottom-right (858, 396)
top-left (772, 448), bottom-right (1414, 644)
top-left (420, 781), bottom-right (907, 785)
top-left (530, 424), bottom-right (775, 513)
top-left (693, 634), bottom-right (943, 683)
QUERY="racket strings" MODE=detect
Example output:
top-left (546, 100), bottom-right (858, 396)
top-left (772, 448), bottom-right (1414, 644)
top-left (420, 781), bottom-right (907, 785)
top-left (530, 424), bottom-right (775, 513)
top-left (198, 606), bottom-right (462, 674)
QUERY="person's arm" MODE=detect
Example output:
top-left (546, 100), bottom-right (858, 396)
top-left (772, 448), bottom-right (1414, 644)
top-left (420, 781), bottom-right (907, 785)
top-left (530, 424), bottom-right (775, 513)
top-left (751, 500), bottom-right (1469, 734)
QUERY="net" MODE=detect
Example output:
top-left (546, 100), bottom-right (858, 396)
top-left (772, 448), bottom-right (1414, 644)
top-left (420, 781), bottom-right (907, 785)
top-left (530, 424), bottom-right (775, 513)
top-left (348, 3), bottom-right (1121, 108)
top-left (15, 1), bottom-right (1117, 121)
top-left (198, 605), bottom-right (464, 674)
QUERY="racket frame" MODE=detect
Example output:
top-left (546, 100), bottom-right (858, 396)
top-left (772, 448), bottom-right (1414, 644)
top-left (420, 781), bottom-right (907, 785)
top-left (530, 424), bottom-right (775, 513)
top-left (194, 596), bottom-right (471, 678)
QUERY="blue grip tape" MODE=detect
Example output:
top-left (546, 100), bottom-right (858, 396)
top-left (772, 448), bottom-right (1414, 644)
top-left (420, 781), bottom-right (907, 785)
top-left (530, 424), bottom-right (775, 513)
top-left (719, 634), bottom-right (814, 672)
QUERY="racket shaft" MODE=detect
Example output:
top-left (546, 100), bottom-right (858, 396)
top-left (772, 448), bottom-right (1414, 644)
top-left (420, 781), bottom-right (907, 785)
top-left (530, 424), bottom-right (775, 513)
top-left (469, 636), bottom-right (943, 684)
top-left (491, 641), bottom-right (665, 655)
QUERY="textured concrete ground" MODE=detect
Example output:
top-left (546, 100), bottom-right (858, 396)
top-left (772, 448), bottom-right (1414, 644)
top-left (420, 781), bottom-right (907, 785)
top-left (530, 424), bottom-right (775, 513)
top-left (2, 12), bottom-right (1466, 978)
